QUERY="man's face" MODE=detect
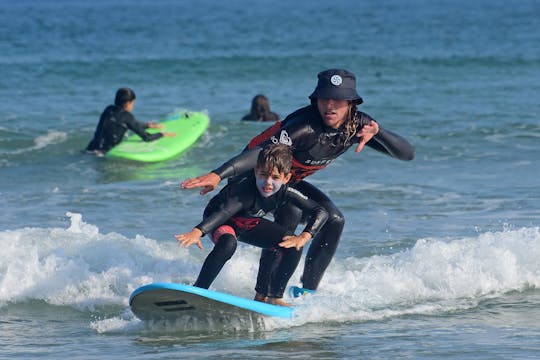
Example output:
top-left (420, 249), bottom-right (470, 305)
top-left (317, 98), bottom-right (350, 129)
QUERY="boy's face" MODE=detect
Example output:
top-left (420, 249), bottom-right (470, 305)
top-left (254, 165), bottom-right (291, 198)
top-left (124, 100), bottom-right (135, 112)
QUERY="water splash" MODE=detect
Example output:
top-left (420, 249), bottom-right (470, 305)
top-left (2, 130), bottom-right (68, 155)
top-left (1, 213), bottom-right (538, 332)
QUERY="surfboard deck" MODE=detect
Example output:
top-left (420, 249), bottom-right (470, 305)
top-left (129, 283), bottom-right (293, 321)
top-left (106, 111), bottom-right (209, 162)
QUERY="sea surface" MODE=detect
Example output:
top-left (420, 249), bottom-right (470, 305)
top-left (1, 0), bottom-right (539, 358)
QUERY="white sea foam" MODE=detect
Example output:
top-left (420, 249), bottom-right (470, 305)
top-left (299, 227), bottom-right (540, 324)
top-left (4, 130), bottom-right (67, 155)
top-left (0, 212), bottom-right (199, 309)
top-left (33, 130), bottom-right (67, 149)
top-left (1, 213), bottom-right (538, 331)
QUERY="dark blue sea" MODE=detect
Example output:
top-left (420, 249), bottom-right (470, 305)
top-left (1, 0), bottom-right (539, 358)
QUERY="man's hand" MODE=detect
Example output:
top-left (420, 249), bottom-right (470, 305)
top-left (355, 120), bottom-right (379, 152)
top-left (181, 172), bottom-right (222, 195)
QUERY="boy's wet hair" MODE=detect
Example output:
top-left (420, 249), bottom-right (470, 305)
top-left (256, 143), bottom-right (293, 175)
top-left (115, 88), bottom-right (136, 107)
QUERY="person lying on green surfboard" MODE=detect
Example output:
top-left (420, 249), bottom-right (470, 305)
top-left (86, 87), bottom-right (175, 155)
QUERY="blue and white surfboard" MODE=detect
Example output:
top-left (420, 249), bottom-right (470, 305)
top-left (129, 283), bottom-right (293, 321)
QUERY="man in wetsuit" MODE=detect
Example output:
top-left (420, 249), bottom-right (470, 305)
top-left (176, 144), bottom-right (328, 306)
top-left (182, 69), bottom-right (415, 301)
top-left (86, 87), bottom-right (174, 155)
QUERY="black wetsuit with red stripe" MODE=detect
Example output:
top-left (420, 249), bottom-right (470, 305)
top-left (193, 175), bottom-right (328, 298)
top-left (212, 104), bottom-right (415, 292)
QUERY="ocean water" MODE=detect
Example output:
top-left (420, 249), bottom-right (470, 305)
top-left (1, 0), bottom-right (539, 358)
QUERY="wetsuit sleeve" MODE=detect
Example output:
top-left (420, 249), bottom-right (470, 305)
top-left (286, 187), bottom-right (329, 237)
top-left (212, 148), bottom-right (262, 180)
top-left (194, 184), bottom-right (247, 236)
top-left (212, 116), bottom-right (312, 179)
top-left (368, 127), bottom-right (415, 161)
top-left (356, 111), bottom-right (414, 161)
top-left (123, 113), bottom-right (163, 142)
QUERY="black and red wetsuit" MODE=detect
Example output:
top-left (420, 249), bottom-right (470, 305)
top-left (86, 105), bottom-right (163, 153)
top-left (193, 175), bottom-right (328, 298)
top-left (210, 104), bottom-right (414, 293)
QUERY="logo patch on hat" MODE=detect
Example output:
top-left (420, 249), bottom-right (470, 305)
top-left (330, 75), bottom-right (342, 86)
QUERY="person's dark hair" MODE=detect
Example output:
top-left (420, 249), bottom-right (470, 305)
top-left (114, 88), bottom-right (136, 107)
top-left (252, 94), bottom-right (270, 116)
top-left (243, 94), bottom-right (279, 121)
top-left (256, 143), bottom-right (293, 175)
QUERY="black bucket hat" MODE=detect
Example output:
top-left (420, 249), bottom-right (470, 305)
top-left (309, 69), bottom-right (363, 104)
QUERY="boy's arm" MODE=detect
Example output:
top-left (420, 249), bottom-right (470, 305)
top-left (176, 183), bottom-right (247, 250)
top-left (124, 113), bottom-right (164, 142)
top-left (278, 188), bottom-right (329, 250)
top-left (175, 228), bottom-right (204, 249)
top-left (194, 200), bottom-right (243, 238)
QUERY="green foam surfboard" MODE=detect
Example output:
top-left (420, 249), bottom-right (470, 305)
top-left (107, 111), bottom-right (209, 162)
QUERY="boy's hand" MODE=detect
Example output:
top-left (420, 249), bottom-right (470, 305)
top-left (175, 228), bottom-right (204, 250)
top-left (279, 232), bottom-right (312, 250)
top-left (147, 122), bottom-right (164, 129)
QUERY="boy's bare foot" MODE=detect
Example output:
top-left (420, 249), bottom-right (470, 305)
top-left (266, 297), bottom-right (291, 307)
top-left (254, 293), bottom-right (267, 303)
